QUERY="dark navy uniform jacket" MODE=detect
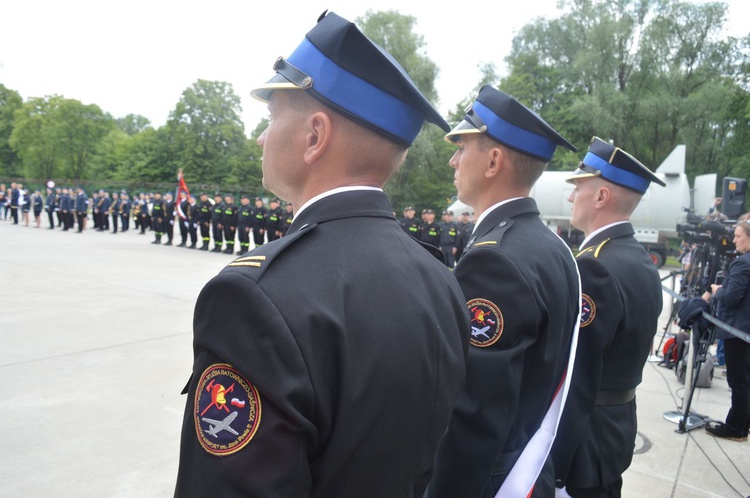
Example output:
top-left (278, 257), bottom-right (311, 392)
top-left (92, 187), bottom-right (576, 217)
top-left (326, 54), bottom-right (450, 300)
top-left (427, 197), bottom-right (579, 498)
top-left (551, 222), bottom-right (662, 489)
top-left (715, 252), bottom-right (750, 339)
top-left (175, 189), bottom-right (470, 498)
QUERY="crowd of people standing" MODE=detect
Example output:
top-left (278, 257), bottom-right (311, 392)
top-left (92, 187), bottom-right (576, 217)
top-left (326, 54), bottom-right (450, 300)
top-left (2, 181), bottom-right (468, 259)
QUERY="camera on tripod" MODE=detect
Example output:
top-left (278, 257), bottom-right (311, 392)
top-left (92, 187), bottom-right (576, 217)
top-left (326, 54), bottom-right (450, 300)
top-left (676, 208), bottom-right (735, 253)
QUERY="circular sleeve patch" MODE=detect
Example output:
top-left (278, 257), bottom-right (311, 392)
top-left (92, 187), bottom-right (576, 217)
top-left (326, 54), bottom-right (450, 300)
top-left (194, 363), bottom-right (262, 457)
top-left (467, 298), bottom-right (504, 347)
top-left (580, 294), bottom-right (596, 328)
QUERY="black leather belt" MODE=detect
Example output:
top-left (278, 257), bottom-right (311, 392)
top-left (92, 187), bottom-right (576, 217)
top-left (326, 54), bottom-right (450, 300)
top-left (595, 388), bottom-right (636, 406)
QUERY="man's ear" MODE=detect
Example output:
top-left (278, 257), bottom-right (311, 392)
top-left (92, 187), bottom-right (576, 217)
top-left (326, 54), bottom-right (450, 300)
top-left (595, 186), bottom-right (611, 208)
top-left (485, 146), bottom-right (505, 179)
top-left (303, 111), bottom-right (332, 165)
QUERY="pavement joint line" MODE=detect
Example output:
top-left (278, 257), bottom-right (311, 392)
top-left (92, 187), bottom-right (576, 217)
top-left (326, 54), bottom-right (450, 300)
top-left (670, 431), bottom-right (692, 498)
top-left (0, 331), bottom-right (190, 368)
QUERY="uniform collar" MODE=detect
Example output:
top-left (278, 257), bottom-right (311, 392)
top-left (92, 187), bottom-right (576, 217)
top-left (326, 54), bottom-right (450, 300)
top-left (289, 189), bottom-right (394, 233)
top-left (580, 221), bottom-right (633, 250)
top-left (471, 197), bottom-right (539, 239)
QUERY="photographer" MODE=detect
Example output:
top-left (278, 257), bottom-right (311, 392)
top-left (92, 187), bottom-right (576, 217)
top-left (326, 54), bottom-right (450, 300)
top-left (702, 219), bottom-right (750, 441)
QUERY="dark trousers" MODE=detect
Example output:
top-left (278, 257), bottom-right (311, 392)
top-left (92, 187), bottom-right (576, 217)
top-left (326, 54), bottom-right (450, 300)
top-left (121, 214), bottom-right (129, 231)
top-left (252, 227), bottom-right (265, 246)
top-left (725, 337), bottom-right (750, 435)
top-left (567, 477), bottom-right (623, 498)
top-left (238, 226), bottom-right (251, 252)
top-left (223, 226), bottom-right (236, 249)
top-left (10, 206), bottom-right (18, 224)
top-left (212, 222), bottom-right (223, 247)
top-left (179, 218), bottom-right (188, 244)
top-left (47, 209), bottom-right (55, 228)
top-left (140, 215), bottom-right (150, 233)
top-left (267, 227), bottom-right (280, 242)
top-left (441, 247), bottom-right (456, 268)
top-left (111, 213), bottom-right (119, 233)
top-left (189, 223), bottom-right (198, 246)
top-left (76, 212), bottom-right (85, 231)
top-left (165, 218), bottom-right (174, 242)
top-left (200, 222), bottom-right (211, 246)
top-left (153, 217), bottom-right (164, 236)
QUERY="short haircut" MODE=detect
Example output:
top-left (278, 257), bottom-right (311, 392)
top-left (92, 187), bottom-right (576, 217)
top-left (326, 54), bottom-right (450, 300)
top-left (476, 134), bottom-right (547, 188)
top-left (286, 90), bottom-right (408, 180)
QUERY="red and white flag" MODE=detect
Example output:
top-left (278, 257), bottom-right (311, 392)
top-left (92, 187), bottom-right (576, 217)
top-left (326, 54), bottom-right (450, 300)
top-left (175, 170), bottom-right (190, 220)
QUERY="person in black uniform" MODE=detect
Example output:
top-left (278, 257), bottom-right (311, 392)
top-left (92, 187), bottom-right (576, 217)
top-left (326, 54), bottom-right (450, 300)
top-left (265, 198), bottom-right (283, 242)
top-left (9, 182), bottom-right (19, 224)
top-left (163, 192), bottom-right (176, 246)
top-left (139, 193), bottom-right (151, 234)
top-left (455, 211), bottom-right (474, 262)
top-left (551, 137), bottom-right (666, 498)
top-left (174, 12), bottom-right (470, 497)
top-left (418, 209), bottom-right (441, 248)
top-left (400, 205), bottom-right (421, 238)
top-left (197, 193), bottom-right (212, 250)
top-left (280, 201), bottom-right (294, 236)
top-left (250, 197), bottom-right (267, 247)
top-left (120, 191), bottom-right (130, 232)
top-left (74, 186), bottom-right (88, 232)
top-left (187, 194), bottom-right (199, 249)
top-left (109, 191), bottom-right (121, 233)
top-left (236, 194), bottom-right (253, 254)
top-left (221, 193), bottom-right (238, 254)
top-left (438, 210), bottom-right (458, 268)
top-left (426, 85), bottom-right (581, 498)
top-left (59, 188), bottom-right (71, 230)
top-left (45, 187), bottom-right (56, 229)
top-left (210, 193), bottom-right (224, 252)
top-left (177, 191), bottom-right (190, 247)
top-left (151, 192), bottom-right (165, 244)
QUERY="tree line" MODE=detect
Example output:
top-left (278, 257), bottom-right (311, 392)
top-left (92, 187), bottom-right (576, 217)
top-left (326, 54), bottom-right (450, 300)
top-left (1, 1), bottom-right (748, 211)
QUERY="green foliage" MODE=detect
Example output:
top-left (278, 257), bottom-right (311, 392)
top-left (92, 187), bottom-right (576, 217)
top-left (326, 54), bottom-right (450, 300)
top-left (9, 95), bottom-right (113, 180)
top-left (0, 84), bottom-right (23, 176)
top-left (167, 79), bottom-right (253, 186)
top-left (498, 0), bottom-right (749, 176)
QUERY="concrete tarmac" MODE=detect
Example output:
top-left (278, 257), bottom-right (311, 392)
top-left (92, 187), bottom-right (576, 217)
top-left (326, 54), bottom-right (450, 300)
top-left (1, 219), bottom-right (748, 497)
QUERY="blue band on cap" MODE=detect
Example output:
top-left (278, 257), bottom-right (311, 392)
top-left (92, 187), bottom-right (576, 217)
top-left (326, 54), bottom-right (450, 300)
top-left (583, 152), bottom-right (650, 193)
top-left (287, 39), bottom-right (424, 144)
top-left (472, 100), bottom-right (557, 161)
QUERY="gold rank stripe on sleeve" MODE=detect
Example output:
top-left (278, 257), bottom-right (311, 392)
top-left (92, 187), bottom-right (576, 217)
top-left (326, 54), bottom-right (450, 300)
top-left (227, 255), bottom-right (267, 268)
top-left (473, 241), bottom-right (497, 247)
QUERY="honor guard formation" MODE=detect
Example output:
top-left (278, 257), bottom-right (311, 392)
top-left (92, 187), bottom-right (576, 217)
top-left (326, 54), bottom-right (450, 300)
top-left (3, 11), bottom-right (719, 498)
top-left (0, 183), bottom-right (301, 254)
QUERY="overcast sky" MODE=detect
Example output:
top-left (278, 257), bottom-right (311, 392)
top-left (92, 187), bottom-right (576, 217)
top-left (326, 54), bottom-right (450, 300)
top-left (1, 0), bottom-right (748, 133)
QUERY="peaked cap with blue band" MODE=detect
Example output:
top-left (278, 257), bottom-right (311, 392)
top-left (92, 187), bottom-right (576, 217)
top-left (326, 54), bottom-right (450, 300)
top-left (566, 136), bottom-right (666, 194)
top-left (250, 11), bottom-right (449, 147)
top-left (445, 85), bottom-right (577, 162)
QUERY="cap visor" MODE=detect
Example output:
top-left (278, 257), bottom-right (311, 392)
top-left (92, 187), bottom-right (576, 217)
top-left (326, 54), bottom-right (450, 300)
top-left (565, 168), bottom-right (600, 184)
top-left (444, 119), bottom-right (483, 143)
top-left (250, 74), bottom-right (304, 102)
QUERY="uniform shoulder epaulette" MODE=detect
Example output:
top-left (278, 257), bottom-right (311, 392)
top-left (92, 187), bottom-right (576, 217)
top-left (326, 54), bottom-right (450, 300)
top-left (576, 238), bottom-right (611, 259)
top-left (465, 219), bottom-right (514, 252)
top-left (224, 223), bottom-right (318, 282)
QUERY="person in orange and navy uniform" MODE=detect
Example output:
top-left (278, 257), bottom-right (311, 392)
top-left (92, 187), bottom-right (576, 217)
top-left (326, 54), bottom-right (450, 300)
top-left (174, 12), bottom-right (469, 497)
top-left (551, 137), bottom-right (665, 498)
top-left (426, 85), bottom-right (581, 498)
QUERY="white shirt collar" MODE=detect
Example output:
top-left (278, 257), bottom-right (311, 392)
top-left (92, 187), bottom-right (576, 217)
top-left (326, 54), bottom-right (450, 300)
top-left (293, 186), bottom-right (383, 219)
top-left (472, 197), bottom-right (525, 235)
top-left (580, 220), bottom-right (629, 250)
